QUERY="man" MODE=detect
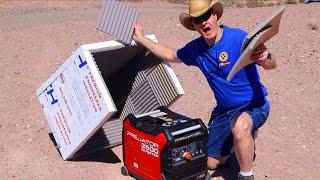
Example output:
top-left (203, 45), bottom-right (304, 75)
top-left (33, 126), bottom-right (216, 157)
top-left (133, 0), bottom-right (276, 179)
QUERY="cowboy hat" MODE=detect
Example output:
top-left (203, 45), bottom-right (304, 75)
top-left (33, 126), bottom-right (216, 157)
top-left (179, 0), bottom-right (223, 31)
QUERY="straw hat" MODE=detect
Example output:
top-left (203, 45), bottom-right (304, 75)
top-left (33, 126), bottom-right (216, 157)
top-left (179, 0), bottom-right (223, 31)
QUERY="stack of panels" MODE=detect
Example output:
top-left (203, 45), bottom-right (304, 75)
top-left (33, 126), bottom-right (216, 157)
top-left (108, 51), bottom-right (180, 120)
top-left (74, 51), bottom-right (180, 157)
top-left (96, 0), bottom-right (139, 44)
top-left (73, 118), bottom-right (121, 157)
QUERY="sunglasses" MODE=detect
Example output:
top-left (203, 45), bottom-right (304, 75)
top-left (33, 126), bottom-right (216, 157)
top-left (192, 9), bottom-right (213, 25)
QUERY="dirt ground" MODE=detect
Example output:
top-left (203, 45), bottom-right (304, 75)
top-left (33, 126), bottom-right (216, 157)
top-left (0, 1), bottom-right (319, 179)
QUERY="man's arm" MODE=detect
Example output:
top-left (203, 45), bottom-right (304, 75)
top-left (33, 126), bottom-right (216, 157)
top-left (133, 23), bottom-right (181, 63)
top-left (251, 44), bottom-right (277, 70)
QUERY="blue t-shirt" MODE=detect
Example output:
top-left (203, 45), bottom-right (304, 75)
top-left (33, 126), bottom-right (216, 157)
top-left (177, 25), bottom-right (268, 113)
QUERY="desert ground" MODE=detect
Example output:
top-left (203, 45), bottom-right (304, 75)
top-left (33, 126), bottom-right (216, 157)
top-left (0, 0), bottom-right (319, 179)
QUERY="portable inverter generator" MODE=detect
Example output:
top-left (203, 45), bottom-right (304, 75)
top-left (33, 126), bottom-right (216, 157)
top-left (121, 107), bottom-right (209, 180)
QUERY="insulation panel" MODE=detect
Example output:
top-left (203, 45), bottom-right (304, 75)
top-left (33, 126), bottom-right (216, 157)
top-left (96, 0), bottom-right (139, 44)
top-left (37, 35), bottom-right (184, 159)
top-left (74, 51), bottom-right (181, 157)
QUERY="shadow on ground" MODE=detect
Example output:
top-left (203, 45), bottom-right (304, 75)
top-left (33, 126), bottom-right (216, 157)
top-left (71, 149), bottom-right (121, 163)
top-left (48, 133), bottom-right (121, 163)
top-left (211, 153), bottom-right (240, 180)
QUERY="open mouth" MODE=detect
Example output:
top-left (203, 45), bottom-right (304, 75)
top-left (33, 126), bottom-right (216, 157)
top-left (203, 26), bottom-right (211, 33)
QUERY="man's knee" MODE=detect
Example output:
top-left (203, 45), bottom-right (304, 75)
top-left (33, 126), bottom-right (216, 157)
top-left (207, 156), bottom-right (228, 170)
top-left (231, 112), bottom-right (253, 141)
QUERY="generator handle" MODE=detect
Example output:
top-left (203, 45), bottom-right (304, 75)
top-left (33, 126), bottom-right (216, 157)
top-left (135, 110), bottom-right (161, 118)
top-left (171, 125), bottom-right (201, 136)
top-left (195, 118), bottom-right (209, 134)
top-left (158, 106), bottom-right (191, 121)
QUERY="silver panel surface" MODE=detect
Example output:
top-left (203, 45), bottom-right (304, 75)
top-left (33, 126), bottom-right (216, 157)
top-left (97, 0), bottom-right (139, 44)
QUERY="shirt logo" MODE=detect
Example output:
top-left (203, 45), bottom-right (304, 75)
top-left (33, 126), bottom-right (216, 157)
top-left (219, 52), bottom-right (228, 62)
top-left (218, 52), bottom-right (231, 67)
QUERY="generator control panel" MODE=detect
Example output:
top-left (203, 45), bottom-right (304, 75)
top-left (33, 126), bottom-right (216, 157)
top-left (172, 140), bottom-right (205, 163)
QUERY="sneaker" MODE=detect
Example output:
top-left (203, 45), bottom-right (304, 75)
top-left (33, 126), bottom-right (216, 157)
top-left (238, 174), bottom-right (254, 180)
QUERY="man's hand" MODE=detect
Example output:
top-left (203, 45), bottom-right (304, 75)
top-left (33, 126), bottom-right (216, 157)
top-left (133, 23), bottom-right (144, 43)
top-left (251, 44), bottom-right (268, 65)
top-left (251, 44), bottom-right (276, 70)
top-left (131, 22), bottom-right (181, 63)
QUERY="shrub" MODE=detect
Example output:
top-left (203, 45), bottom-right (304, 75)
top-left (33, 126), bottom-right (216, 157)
top-left (308, 23), bottom-right (319, 31)
top-left (166, 0), bottom-right (189, 4)
top-left (285, 0), bottom-right (297, 4)
top-left (266, 2), bottom-right (277, 6)
top-left (247, 0), bottom-right (264, 8)
top-left (120, 0), bottom-right (144, 2)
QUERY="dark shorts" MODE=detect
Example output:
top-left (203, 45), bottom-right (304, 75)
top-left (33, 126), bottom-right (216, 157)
top-left (207, 102), bottom-right (270, 157)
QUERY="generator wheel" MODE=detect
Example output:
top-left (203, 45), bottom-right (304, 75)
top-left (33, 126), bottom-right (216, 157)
top-left (121, 166), bottom-right (129, 176)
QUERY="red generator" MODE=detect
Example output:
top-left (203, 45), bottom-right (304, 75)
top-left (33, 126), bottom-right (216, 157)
top-left (121, 107), bottom-right (209, 180)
